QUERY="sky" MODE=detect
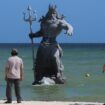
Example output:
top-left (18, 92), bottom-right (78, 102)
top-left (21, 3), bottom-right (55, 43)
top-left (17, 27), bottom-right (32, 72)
top-left (0, 0), bottom-right (105, 43)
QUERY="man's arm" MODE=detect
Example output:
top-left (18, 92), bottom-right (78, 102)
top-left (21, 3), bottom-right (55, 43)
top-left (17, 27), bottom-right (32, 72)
top-left (5, 60), bottom-right (9, 81)
top-left (20, 61), bottom-right (24, 81)
top-left (5, 68), bottom-right (7, 81)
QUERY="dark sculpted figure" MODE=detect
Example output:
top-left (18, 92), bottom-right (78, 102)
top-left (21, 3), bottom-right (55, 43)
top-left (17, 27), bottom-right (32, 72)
top-left (29, 5), bottom-right (73, 85)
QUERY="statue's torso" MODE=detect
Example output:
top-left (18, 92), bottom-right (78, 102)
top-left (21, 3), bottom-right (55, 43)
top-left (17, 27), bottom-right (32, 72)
top-left (41, 19), bottom-right (62, 38)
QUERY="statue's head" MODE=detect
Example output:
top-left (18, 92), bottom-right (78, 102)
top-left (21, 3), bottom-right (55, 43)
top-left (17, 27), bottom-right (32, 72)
top-left (39, 4), bottom-right (65, 22)
top-left (48, 4), bottom-right (57, 15)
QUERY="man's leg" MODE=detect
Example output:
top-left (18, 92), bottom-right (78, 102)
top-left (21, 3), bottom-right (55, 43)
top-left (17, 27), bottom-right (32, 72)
top-left (14, 79), bottom-right (22, 103)
top-left (5, 79), bottom-right (12, 103)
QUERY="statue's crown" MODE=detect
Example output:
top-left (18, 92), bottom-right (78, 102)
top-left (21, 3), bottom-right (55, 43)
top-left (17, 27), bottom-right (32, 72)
top-left (49, 4), bottom-right (57, 12)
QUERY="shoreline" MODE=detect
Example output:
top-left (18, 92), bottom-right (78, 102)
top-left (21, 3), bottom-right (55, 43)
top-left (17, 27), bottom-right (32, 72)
top-left (0, 100), bottom-right (104, 105)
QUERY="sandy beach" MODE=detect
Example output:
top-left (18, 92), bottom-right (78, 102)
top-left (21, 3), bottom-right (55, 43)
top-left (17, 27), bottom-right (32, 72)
top-left (0, 100), bottom-right (104, 105)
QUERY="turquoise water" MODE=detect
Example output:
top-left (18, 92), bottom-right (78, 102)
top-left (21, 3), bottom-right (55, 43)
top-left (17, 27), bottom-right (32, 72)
top-left (0, 43), bottom-right (105, 102)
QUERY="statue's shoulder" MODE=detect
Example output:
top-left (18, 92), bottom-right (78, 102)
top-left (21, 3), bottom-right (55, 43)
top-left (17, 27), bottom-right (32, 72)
top-left (58, 19), bottom-right (68, 26)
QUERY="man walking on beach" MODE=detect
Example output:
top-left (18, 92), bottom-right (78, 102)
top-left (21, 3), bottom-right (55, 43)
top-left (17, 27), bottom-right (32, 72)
top-left (5, 48), bottom-right (24, 103)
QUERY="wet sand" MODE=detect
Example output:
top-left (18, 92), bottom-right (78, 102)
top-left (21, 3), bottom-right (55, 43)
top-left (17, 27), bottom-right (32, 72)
top-left (0, 100), bottom-right (104, 105)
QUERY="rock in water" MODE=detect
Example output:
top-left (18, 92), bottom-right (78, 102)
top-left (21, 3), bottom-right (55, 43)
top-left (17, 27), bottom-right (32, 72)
top-left (40, 77), bottom-right (55, 85)
top-left (85, 73), bottom-right (90, 77)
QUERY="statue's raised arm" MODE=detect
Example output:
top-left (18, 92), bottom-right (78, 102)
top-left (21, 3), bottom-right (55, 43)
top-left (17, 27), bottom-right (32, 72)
top-left (59, 19), bottom-right (73, 36)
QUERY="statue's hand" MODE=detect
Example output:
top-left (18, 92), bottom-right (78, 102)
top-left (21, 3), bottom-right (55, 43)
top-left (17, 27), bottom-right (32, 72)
top-left (65, 29), bottom-right (73, 36)
top-left (29, 33), bottom-right (34, 39)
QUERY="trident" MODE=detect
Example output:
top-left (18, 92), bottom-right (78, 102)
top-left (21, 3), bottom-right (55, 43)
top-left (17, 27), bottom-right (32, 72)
top-left (23, 5), bottom-right (37, 70)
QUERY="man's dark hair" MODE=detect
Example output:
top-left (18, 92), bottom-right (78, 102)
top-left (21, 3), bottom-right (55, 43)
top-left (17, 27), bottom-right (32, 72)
top-left (11, 48), bottom-right (18, 56)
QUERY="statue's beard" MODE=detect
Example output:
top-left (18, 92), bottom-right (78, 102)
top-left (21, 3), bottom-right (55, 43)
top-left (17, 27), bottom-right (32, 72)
top-left (48, 14), bottom-right (57, 20)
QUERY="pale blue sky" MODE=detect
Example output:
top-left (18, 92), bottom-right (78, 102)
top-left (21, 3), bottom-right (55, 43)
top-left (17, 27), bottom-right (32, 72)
top-left (0, 0), bottom-right (105, 43)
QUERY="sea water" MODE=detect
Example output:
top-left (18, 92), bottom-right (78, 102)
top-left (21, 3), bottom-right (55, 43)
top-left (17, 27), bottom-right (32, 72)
top-left (0, 43), bottom-right (105, 102)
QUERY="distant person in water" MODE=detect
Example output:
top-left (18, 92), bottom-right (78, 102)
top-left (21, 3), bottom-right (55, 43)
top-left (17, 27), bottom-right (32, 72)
top-left (5, 48), bottom-right (24, 103)
top-left (29, 5), bottom-right (73, 85)
top-left (103, 64), bottom-right (105, 73)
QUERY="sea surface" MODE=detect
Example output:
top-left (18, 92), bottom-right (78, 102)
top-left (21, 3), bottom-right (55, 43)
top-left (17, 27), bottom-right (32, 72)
top-left (0, 43), bottom-right (105, 102)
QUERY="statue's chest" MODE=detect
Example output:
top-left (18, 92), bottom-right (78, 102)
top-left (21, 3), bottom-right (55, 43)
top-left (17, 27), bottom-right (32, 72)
top-left (43, 20), bottom-right (59, 30)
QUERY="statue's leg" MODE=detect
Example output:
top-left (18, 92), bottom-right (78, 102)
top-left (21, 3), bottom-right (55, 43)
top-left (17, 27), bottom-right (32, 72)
top-left (32, 45), bottom-right (44, 85)
top-left (35, 69), bottom-right (43, 83)
top-left (51, 48), bottom-right (65, 84)
top-left (32, 69), bottom-right (42, 85)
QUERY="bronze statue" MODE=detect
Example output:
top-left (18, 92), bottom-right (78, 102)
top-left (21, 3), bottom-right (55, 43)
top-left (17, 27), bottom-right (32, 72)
top-left (28, 5), bottom-right (73, 85)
